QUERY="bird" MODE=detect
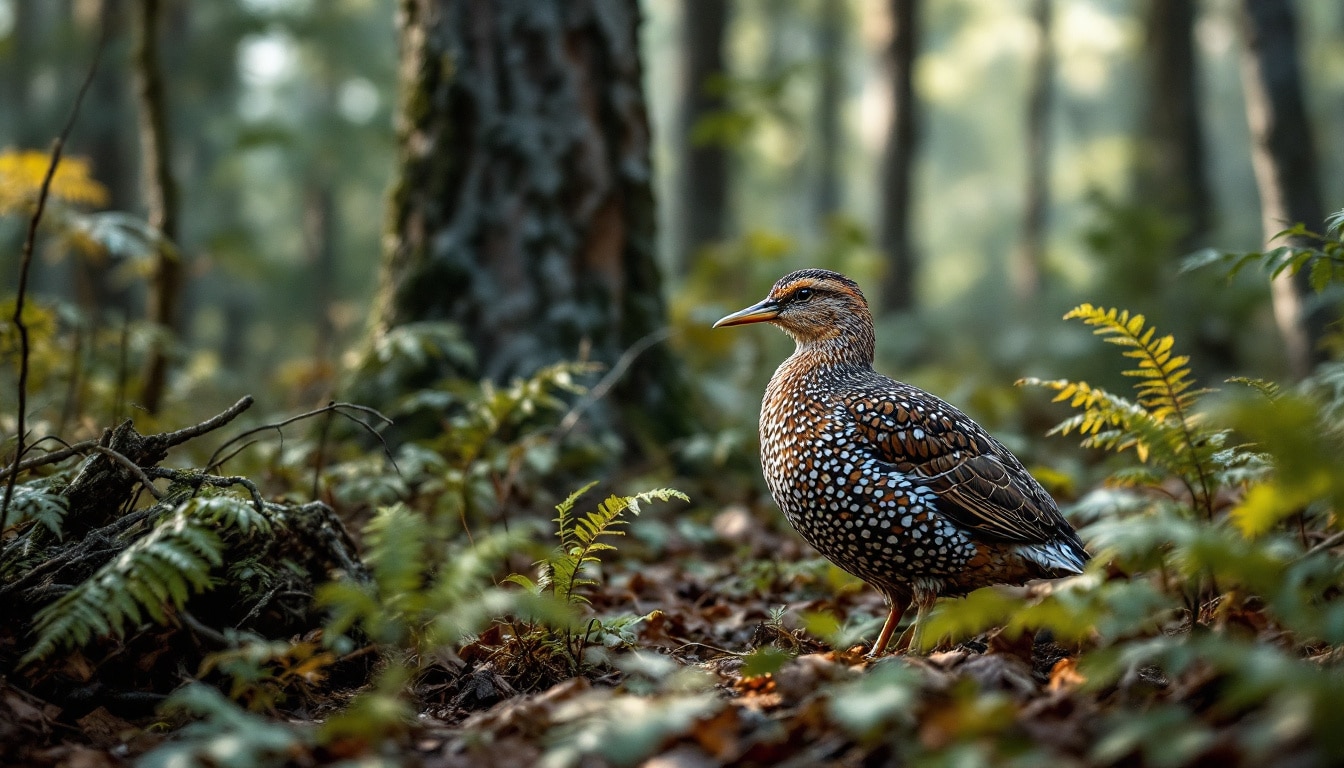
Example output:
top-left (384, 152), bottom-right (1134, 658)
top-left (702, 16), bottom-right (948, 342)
top-left (714, 269), bottom-right (1088, 656)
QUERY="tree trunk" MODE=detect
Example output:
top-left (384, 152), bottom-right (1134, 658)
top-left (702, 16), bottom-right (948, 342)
top-left (1013, 0), bottom-right (1053, 302)
top-left (813, 0), bottom-right (844, 223)
top-left (675, 0), bottom-right (730, 274)
top-left (1135, 0), bottom-right (1211, 250)
top-left (878, 0), bottom-right (918, 313)
top-left (305, 179), bottom-right (338, 374)
top-left (1239, 0), bottom-right (1333, 378)
top-left (76, 0), bottom-right (139, 322)
top-left (133, 0), bottom-right (183, 414)
top-left (374, 0), bottom-right (690, 443)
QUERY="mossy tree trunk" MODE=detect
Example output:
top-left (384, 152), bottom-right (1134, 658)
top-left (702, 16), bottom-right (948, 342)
top-left (374, 0), bottom-right (690, 443)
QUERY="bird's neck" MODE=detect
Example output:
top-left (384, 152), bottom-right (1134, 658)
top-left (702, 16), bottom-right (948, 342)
top-left (786, 328), bottom-right (876, 371)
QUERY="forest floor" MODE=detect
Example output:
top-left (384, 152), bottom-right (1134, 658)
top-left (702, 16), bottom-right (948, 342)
top-left (3, 496), bottom-right (1101, 768)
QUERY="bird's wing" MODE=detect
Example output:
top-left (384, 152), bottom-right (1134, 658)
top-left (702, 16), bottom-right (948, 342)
top-left (843, 381), bottom-right (1075, 545)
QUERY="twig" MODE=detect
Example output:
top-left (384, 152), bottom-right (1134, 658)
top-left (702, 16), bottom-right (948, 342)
top-left (89, 446), bottom-right (164, 500)
top-left (205, 401), bottom-right (395, 473)
top-left (552, 327), bottom-right (674, 442)
top-left (0, 397), bottom-right (253, 482)
top-left (155, 395), bottom-right (255, 450)
top-left (312, 402), bottom-right (336, 500)
top-left (2, 33), bottom-right (106, 538)
top-left (1304, 529), bottom-right (1344, 559)
top-left (147, 467), bottom-right (266, 513)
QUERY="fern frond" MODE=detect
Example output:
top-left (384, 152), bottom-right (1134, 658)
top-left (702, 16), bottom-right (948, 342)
top-left (3, 484), bottom-right (69, 536)
top-left (23, 510), bottom-right (224, 664)
top-left (1026, 307), bottom-right (1223, 516)
top-left (362, 504), bottom-right (426, 598)
top-left (554, 481), bottom-right (598, 550)
top-left (181, 495), bottom-right (273, 538)
top-left (529, 485), bottom-right (687, 606)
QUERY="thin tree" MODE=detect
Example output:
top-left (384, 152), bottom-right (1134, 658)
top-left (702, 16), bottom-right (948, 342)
top-left (133, 0), bottom-right (182, 413)
top-left (373, 0), bottom-right (691, 443)
top-left (878, 0), bottom-right (918, 313)
top-left (1239, 0), bottom-right (1333, 377)
top-left (1135, 0), bottom-right (1211, 250)
top-left (676, 0), bottom-right (731, 274)
top-left (1013, 0), bottom-right (1053, 301)
top-left (814, 0), bottom-right (845, 222)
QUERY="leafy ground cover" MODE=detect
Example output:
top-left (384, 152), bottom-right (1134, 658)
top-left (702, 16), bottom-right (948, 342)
top-left (4, 223), bottom-right (1344, 766)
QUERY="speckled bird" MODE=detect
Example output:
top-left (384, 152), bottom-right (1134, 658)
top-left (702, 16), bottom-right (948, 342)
top-left (715, 269), bottom-right (1088, 655)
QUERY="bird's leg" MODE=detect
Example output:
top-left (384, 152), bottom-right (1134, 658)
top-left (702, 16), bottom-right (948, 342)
top-left (866, 594), bottom-right (909, 658)
top-left (908, 589), bottom-right (938, 653)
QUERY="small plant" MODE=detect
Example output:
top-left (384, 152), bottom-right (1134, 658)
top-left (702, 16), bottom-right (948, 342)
top-left (1020, 304), bottom-right (1226, 520)
top-left (500, 483), bottom-right (687, 680)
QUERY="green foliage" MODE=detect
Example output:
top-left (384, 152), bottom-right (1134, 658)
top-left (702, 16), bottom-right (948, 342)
top-left (502, 484), bottom-right (687, 677)
top-left (1021, 304), bottom-right (1221, 518)
top-left (1182, 211), bottom-right (1344, 294)
top-left (330, 359), bottom-right (605, 535)
top-left (525, 483), bottom-right (688, 607)
top-left (138, 684), bottom-right (313, 768)
top-left (318, 503), bottom-right (535, 651)
top-left (22, 494), bottom-right (268, 664)
top-left (1, 483), bottom-right (69, 537)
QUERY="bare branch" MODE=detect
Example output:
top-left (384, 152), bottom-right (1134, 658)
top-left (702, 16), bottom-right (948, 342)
top-left (2, 34), bottom-right (106, 537)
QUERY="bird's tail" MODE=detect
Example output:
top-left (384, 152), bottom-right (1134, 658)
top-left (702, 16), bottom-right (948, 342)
top-left (1019, 537), bottom-right (1089, 576)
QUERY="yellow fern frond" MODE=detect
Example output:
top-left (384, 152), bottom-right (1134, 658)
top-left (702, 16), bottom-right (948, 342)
top-left (0, 149), bottom-right (109, 215)
top-left (1026, 305), bottom-right (1220, 517)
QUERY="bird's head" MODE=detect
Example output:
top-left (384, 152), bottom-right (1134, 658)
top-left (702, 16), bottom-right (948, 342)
top-left (713, 269), bottom-right (875, 361)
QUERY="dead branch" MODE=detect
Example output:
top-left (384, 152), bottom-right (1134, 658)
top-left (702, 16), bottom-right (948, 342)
top-left (206, 401), bottom-right (396, 475)
top-left (0, 396), bottom-right (253, 483)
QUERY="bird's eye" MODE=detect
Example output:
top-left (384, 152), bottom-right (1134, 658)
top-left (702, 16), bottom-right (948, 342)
top-left (795, 288), bottom-right (814, 302)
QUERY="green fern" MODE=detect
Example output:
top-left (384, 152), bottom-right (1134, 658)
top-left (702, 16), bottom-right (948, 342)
top-left (23, 509), bottom-right (223, 664)
top-left (3, 484), bottom-right (69, 537)
top-left (1021, 304), bottom-right (1219, 517)
top-left (553, 485), bottom-right (686, 606)
top-left (509, 484), bottom-right (687, 607)
top-left (21, 493), bottom-right (273, 665)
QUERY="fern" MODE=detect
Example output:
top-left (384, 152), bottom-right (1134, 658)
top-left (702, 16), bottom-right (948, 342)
top-left (536, 484), bottom-right (688, 606)
top-left (23, 509), bottom-right (223, 664)
top-left (2, 484), bottom-right (69, 537)
top-left (21, 493), bottom-right (272, 665)
top-left (1022, 305), bottom-right (1219, 518)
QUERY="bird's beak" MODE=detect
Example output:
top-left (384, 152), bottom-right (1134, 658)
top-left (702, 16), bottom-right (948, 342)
top-left (713, 298), bottom-right (780, 328)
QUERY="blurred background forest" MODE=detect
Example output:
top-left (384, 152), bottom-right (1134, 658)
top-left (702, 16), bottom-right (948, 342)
top-left (5, 0), bottom-right (1344, 765)
top-left (3, 0), bottom-right (1341, 441)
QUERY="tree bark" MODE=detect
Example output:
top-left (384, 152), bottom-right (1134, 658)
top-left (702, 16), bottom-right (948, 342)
top-left (374, 0), bottom-right (690, 442)
top-left (813, 0), bottom-right (844, 222)
top-left (675, 0), bottom-right (730, 274)
top-left (133, 0), bottom-right (183, 414)
top-left (1013, 0), bottom-right (1053, 302)
top-left (1135, 0), bottom-right (1211, 250)
top-left (878, 0), bottom-right (918, 313)
top-left (1239, 0), bottom-right (1333, 378)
